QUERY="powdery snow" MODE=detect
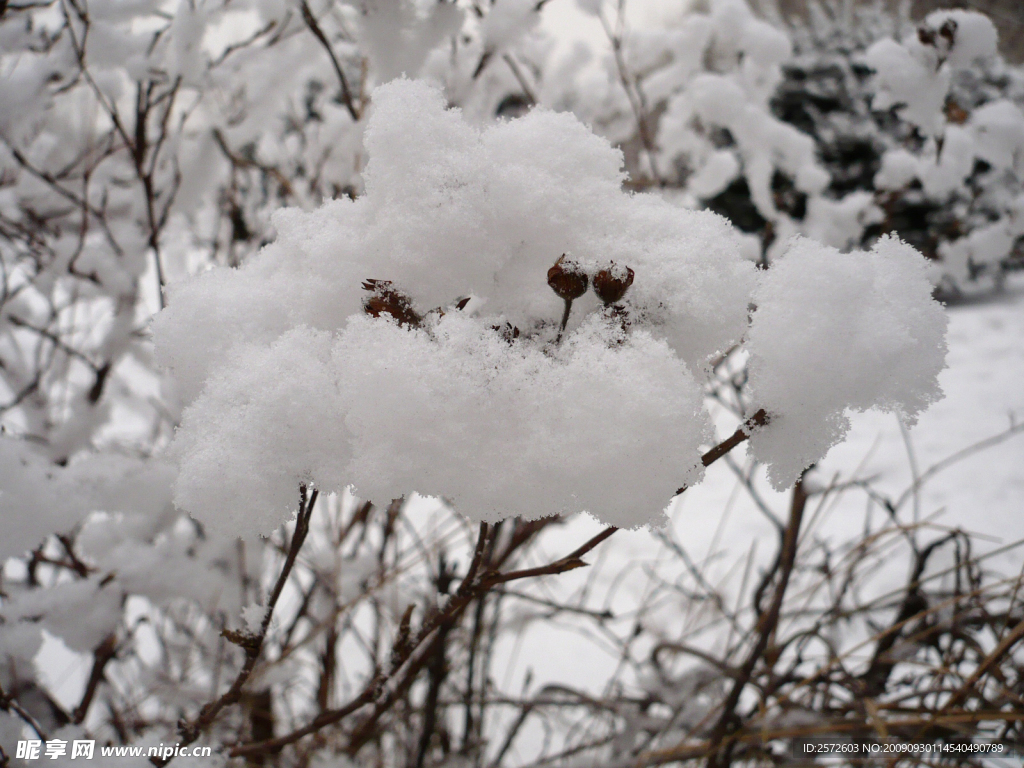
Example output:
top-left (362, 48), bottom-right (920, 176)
top-left (156, 79), bottom-right (947, 538)
top-left (746, 235), bottom-right (947, 489)
top-left (156, 79), bottom-right (757, 535)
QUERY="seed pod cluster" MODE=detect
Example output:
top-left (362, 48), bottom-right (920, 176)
top-left (547, 255), bottom-right (589, 301)
top-left (593, 262), bottom-right (635, 305)
top-left (362, 279), bottom-right (422, 327)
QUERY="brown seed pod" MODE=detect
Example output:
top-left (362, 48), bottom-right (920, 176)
top-left (362, 279), bottom-right (421, 327)
top-left (939, 18), bottom-right (957, 43)
top-left (547, 255), bottom-right (589, 301)
top-left (919, 19), bottom-right (956, 49)
top-left (945, 99), bottom-right (969, 125)
top-left (592, 263), bottom-right (635, 305)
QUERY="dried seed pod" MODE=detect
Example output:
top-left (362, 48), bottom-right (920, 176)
top-left (945, 99), bottom-right (969, 125)
top-left (939, 18), bottom-right (957, 43)
top-left (547, 255), bottom-right (589, 301)
top-left (362, 279), bottom-right (421, 327)
top-left (918, 19), bottom-right (956, 49)
top-left (592, 263), bottom-right (635, 305)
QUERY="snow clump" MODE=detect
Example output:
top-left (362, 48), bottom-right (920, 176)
top-left (154, 79), bottom-right (948, 536)
top-left (745, 235), bottom-right (948, 489)
top-left (864, 10), bottom-right (998, 135)
top-left (338, 312), bottom-right (711, 528)
top-left (155, 79), bottom-right (752, 535)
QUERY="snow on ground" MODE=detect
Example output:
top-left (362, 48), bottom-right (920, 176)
top-left (826, 279), bottom-right (1024, 547)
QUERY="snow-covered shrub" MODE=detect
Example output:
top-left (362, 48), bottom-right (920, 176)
top-left (652, 1), bottom-right (830, 240)
top-left (0, 2), bottom-right (982, 763)
top-left (0, 1), bottom-right (566, 756)
top-left (781, 6), bottom-right (1024, 292)
top-left (569, 0), bottom-right (1024, 291)
top-left (155, 78), bottom-right (947, 536)
top-left (0, 0), bottom-right (551, 459)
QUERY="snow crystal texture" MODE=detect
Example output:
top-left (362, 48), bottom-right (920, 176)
top-left (154, 79), bottom-right (948, 535)
top-left (155, 80), bottom-right (751, 534)
top-left (746, 236), bottom-right (948, 489)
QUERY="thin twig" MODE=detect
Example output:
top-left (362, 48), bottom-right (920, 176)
top-left (153, 487), bottom-right (319, 766)
top-left (299, 0), bottom-right (360, 121)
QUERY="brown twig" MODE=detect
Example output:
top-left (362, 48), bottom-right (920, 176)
top-left (72, 634), bottom-right (117, 724)
top-left (678, 409), bottom-right (769, 495)
top-left (152, 486), bottom-right (319, 766)
top-left (228, 406), bottom-right (771, 759)
top-left (299, 0), bottom-right (360, 122)
top-left (705, 477), bottom-right (808, 768)
top-left (0, 682), bottom-right (49, 741)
